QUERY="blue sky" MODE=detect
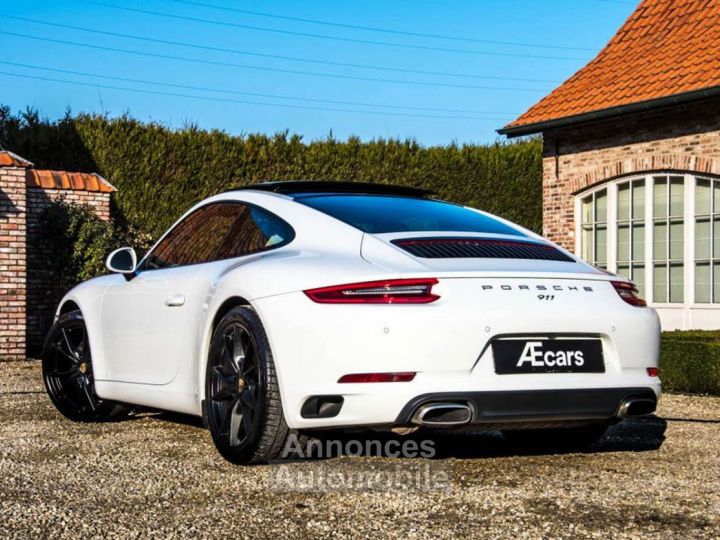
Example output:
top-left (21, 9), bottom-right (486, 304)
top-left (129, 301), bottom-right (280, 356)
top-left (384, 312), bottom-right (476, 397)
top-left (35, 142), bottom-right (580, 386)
top-left (0, 0), bottom-right (636, 146)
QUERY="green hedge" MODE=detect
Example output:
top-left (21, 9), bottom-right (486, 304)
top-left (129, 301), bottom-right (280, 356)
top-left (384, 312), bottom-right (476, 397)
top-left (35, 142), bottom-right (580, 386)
top-left (38, 200), bottom-right (135, 298)
top-left (660, 331), bottom-right (720, 395)
top-left (1, 106), bottom-right (542, 241)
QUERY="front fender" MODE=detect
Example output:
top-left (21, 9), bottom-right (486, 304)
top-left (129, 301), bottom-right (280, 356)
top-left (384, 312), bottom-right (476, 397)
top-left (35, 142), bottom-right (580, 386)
top-left (53, 275), bottom-right (118, 379)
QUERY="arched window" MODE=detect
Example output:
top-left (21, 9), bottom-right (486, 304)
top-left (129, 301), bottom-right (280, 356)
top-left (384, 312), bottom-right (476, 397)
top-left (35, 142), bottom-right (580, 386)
top-left (577, 173), bottom-right (720, 305)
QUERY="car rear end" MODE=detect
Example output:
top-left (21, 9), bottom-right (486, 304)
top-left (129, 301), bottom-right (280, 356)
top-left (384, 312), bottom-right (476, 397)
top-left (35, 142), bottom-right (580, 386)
top-left (258, 272), bottom-right (659, 429)
top-left (251, 190), bottom-right (661, 431)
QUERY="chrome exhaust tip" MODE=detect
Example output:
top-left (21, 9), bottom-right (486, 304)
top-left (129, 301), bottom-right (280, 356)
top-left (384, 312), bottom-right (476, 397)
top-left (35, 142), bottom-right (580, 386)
top-left (412, 403), bottom-right (473, 426)
top-left (617, 398), bottom-right (656, 418)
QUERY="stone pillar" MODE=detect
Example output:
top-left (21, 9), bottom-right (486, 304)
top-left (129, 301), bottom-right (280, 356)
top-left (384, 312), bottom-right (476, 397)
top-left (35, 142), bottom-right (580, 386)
top-left (0, 153), bottom-right (32, 360)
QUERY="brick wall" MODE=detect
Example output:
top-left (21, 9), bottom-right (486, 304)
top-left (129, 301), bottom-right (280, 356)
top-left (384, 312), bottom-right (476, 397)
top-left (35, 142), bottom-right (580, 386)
top-left (0, 167), bottom-right (27, 360)
top-left (25, 188), bottom-right (111, 355)
top-left (0, 154), bottom-right (113, 360)
top-left (542, 96), bottom-right (720, 250)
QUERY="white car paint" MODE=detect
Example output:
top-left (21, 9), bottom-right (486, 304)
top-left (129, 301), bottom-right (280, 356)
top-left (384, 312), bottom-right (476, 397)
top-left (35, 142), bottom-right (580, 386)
top-left (55, 188), bottom-right (661, 425)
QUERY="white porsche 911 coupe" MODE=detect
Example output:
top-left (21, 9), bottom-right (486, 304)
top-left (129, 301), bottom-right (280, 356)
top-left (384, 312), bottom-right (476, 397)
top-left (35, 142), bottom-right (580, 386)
top-left (43, 181), bottom-right (661, 464)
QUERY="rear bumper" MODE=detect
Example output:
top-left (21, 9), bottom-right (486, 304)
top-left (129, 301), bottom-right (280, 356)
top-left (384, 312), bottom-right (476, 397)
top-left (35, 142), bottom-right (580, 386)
top-left (253, 280), bottom-right (661, 429)
top-left (395, 387), bottom-right (658, 426)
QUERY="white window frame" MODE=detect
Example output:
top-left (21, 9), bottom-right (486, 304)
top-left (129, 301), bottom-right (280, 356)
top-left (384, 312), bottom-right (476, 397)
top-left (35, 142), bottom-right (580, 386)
top-left (692, 177), bottom-right (720, 304)
top-left (577, 189), bottom-right (608, 267)
top-left (576, 172), bottom-right (719, 308)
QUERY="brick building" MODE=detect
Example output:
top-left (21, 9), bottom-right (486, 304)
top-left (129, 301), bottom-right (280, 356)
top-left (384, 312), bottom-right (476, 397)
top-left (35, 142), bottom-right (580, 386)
top-left (499, 0), bottom-right (720, 330)
top-left (0, 150), bottom-right (115, 360)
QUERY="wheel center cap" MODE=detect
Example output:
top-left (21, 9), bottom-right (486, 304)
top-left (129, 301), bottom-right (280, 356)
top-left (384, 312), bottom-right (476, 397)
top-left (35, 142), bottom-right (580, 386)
top-left (78, 362), bottom-right (88, 374)
top-left (237, 377), bottom-right (246, 392)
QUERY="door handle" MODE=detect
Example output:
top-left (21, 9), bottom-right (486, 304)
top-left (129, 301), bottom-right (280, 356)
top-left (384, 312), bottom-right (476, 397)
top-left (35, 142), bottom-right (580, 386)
top-left (164, 294), bottom-right (186, 307)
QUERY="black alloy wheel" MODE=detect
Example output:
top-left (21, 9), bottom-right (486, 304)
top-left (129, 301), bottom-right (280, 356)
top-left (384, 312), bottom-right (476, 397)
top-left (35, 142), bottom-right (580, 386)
top-left (205, 306), bottom-right (304, 464)
top-left (42, 310), bottom-right (127, 422)
top-left (208, 321), bottom-right (263, 448)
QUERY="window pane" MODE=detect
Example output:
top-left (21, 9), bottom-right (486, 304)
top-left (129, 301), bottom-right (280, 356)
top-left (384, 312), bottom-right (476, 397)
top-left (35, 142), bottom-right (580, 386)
top-left (695, 263), bottom-right (711, 303)
top-left (214, 206), bottom-right (295, 259)
top-left (715, 218), bottom-right (720, 257)
top-left (632, 264), bottom-right (645, 299)
top-left (146, 203), bottom-right (244, 269)
top-left (669, 220), bottom-right (684, 260)
top-left (669, 263), bottom-right (684, 303)
top-left (653, 222), bottom-right (667, 260)
top-left (582, 226), bottom-right (593, 261)
top-left (670, 176), bottom-right (684, 216)
top-left (595, 191), bottom-right (607, 222)
top-left (618, 184), bottom-right (630, 221)
top-left (632, 223), bottom-right (645, 260)
top-left (653, 177), bottom-right (667, 217)
top-left (715, 262), bottom-right (720, 303)
top-left (617, 264), bottom-right (630, 279)
top-left (696, 179), bottom-right (712, 215)
top-left (595, 225), bottom-right (607, 265)
top-left (300, 195), bottom-right (527, 235)
top-left (617, 224), bottom-right (630, 262)
top-left (653, 264), bottom-right (667, 303)
top-left (144, 203), bottom-right (294, 270)
top-left (695, 218), bottom-right (711, 259)
top-left (632, 181), bottom-right (645, 219)
top-left (582, 197), bottom-right (593, 223)
top-left (714, 182), bottom-right (720, 214)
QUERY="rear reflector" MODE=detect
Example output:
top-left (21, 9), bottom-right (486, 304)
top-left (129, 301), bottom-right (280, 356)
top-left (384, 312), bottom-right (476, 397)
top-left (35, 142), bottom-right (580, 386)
top-left (304, 278), bottom-right (439, 304)
top-left (338, 372), bottom-right (416, 383)
top-left (647, 367), bottom-right (659, 377)
top-left (612, 280), bottom-right (647, 307)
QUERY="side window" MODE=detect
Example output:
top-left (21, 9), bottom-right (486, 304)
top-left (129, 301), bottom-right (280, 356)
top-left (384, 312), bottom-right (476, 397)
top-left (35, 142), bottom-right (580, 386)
top-left (214, 205), bottom-right (294, 259)
top-left (144, 203), bottom-right (244, 269)
top-left (143, 203), bottom-right (293, 270)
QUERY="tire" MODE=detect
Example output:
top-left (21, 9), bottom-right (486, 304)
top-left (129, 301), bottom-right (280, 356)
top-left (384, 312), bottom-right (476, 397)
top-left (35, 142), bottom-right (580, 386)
top-left (42, 310), bottom-right (129, 422)
top-left (205, 306), bottom-right (307, 464)
top-left (502, 423), bottom-right (609, 451)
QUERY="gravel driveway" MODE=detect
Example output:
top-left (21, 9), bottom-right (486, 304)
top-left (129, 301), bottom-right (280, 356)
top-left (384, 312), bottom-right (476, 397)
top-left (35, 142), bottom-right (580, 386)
top-left (1, 361), bottom-right (719, 539)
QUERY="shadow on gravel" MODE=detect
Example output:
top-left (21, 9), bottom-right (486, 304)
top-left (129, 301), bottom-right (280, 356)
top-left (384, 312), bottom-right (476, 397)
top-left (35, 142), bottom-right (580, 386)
top-left (296, 415), bottom-right (667, 460)
top-left (425, 416), bottom-right (667, 459)
top-left (115, 409), bottom-right (206, 428)
top-left (663, 416), bottom-right (720, 424)
top-left (153, 411), bottom-right (205, 429)
top-left (117, 409), bottom-right (667, 460)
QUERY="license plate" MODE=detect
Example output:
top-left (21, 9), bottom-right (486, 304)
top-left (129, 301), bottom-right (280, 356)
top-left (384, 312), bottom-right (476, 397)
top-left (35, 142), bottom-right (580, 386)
top-left (492, 339), bottom-right (604, 374)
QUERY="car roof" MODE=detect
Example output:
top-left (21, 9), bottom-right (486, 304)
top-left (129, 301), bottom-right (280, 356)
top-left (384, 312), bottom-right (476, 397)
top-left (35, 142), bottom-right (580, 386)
top-left (227, 181), bottom-right (433, 199)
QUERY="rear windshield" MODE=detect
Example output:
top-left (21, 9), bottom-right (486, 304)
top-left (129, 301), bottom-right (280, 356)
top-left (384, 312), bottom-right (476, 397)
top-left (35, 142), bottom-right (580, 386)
top-left (298, 195), bottom-right (526, 236)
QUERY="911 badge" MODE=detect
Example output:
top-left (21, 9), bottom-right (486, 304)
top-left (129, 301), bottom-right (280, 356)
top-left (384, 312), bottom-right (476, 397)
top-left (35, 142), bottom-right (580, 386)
top-left (492, 339), bottom-right (605, 374)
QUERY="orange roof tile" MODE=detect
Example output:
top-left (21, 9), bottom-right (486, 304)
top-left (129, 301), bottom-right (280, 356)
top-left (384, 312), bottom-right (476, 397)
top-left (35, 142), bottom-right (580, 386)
top-left (501, 0), bottom-right (720, 135)
top-left (26, 170), bottom-right (116, 193)
top-left (0, 150), bottom-right (33, 168)
top-left (1, 149), bottom-right (115, 193)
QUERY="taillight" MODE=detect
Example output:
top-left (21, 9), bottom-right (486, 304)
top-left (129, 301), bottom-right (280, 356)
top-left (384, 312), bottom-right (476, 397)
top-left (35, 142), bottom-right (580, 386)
top-left (304, 278), bottom-right (439, 304)
top-left (647, 367), bottom-right (659, 377)
top-left (338, 372), bottom-right (416, 383)
top-left (611, 281), bottom-right (647, 307)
